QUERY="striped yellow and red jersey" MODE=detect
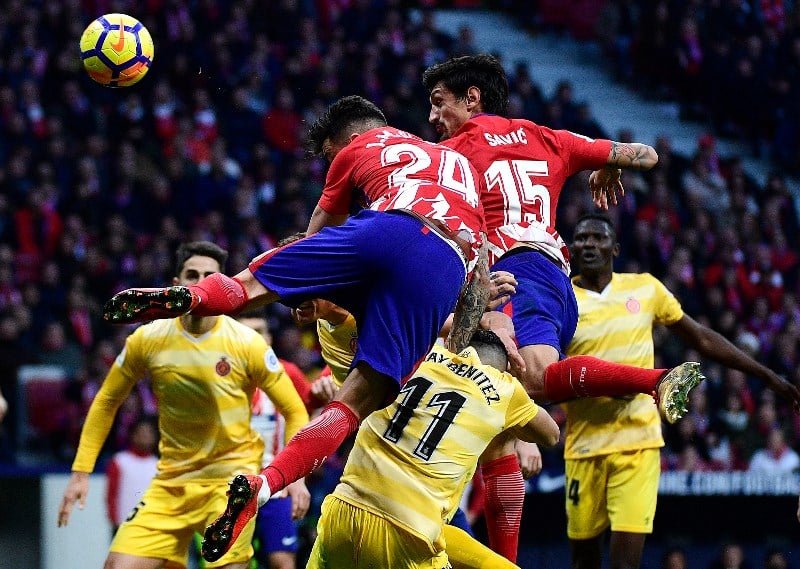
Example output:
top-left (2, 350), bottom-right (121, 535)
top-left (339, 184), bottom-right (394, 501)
top-left (72, 316), bottom-right (308, 483)
top-left (333, 344), bottom-right (538, 552)
top-left (563, 272), bottom-right (684, 459)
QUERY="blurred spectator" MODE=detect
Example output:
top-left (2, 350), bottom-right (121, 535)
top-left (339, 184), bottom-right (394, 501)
top-left (37, 321), bottom-right (84, 377)
top-left (747, 427), bottom-right (800, 473)
top-left (709, 542), bottom-right (751, 569)
top-left (763, 549), bottom-right (789, 569)
top-left (661, 546), bottom-right (688, 569)
top-left (105, 415), bottom-right (158, 533)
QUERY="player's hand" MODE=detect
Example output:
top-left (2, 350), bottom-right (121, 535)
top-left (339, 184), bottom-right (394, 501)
top-left (515, 441), bottom-right (542, 479)
top-left (496, 327), bottom-right (525, 375)
top-left (487, 271), bottom-right (517, 310)
top-left (57, 471), bottom-right (90, 527)
top-left (762, 372), bottom-right (800, 414)
top-left (589, 167), bottom-right (623, 210)
top-left (285, 478), bottom-right (311, 520)
top-left (291, 301), bottom-right (317, 326)
top-left (479, 312), bottom-right (526, 374)
top-left (311, 373), bottom-right (338, 404)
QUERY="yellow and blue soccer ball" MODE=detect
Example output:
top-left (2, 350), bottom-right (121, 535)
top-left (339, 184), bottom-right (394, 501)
top-left (79, 13), bottom-right (154, 87)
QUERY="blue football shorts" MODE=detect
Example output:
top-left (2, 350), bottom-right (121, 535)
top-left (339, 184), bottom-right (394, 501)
top-left (491, 248), bottom-right (578, 357)
top-left (254, 496), bottom-right (299, 558)
top-left (249, 209), bottom-right (467, 387)
top-left (447, 507), bottom-right (474, 537)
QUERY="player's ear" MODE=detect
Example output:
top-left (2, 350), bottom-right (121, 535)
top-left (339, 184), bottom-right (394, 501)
top-left (466, 86), bottom-right (481, 111)
top-left (172, 276), bottom-right (180, 285)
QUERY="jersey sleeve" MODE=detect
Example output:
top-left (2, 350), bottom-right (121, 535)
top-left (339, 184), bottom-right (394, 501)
top-left (503, 376), bottom-right (540, 430)
top-left (71, 332), bottom-right (147, 473)
top-left (317, 145), bottom-right (357, 214)
top-left (556, 129), bottom-right (613, 174)
top-left (648, 274), bottom-right (684, 326)
top-left (249, 340), bottom-right (310, 441)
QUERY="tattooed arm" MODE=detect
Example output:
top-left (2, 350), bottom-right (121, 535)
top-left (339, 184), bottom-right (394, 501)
top-left (590, 141), bottom-right (659, 209)
top-left (445, 240), bottom-right (491, 354)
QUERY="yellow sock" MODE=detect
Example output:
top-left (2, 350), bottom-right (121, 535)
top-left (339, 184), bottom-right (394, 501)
top-left (443, 525), bottom-right (519, 569)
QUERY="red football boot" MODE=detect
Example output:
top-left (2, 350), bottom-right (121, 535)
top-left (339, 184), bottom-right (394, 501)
top-left (201, 474), bottom-right (267, 562)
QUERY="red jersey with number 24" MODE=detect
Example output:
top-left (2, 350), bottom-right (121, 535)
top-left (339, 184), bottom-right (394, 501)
top-left (318, 126), bottom-right (486, 269)
top-left (443, 115), bottom-right (612, 271)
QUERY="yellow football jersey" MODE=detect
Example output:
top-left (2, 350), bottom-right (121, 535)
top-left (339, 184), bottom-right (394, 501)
top-left (316, 314), bottom-right (358, 386)
top-left (333, 344), bottom-right (538, 551)
top-left (73, 316), bottom-right (307, 483)
top-left (563, 272), bottom-right (684, 459)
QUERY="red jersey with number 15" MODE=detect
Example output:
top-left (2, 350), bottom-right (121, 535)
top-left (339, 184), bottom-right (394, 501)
top-left (318, 126), bottom-right (486, 268)
top-left (443, 115), bottom-right (612, 270)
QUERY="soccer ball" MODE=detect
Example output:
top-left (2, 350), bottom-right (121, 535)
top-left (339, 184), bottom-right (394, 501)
top-left (79, 13), bottom-right (154, 87)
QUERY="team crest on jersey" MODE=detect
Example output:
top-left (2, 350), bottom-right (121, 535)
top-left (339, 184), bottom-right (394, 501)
top-left (216, 356), bottom-right (231, 376)
top-left (349, 336), bottom-right (358, 354)
top-left (625, 297), bottom-right (641, 314)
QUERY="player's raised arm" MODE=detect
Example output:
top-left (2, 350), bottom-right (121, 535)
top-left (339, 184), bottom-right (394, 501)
top-left (590, 141), bottom-right (658, 209)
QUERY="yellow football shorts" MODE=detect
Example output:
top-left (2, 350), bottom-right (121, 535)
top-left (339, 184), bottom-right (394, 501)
top-left (110, 478), bottom-right (256, 568)
top-left (565, 448), bottom-right (660, 540)
top-left (307, 495), bottom-right (452, 569)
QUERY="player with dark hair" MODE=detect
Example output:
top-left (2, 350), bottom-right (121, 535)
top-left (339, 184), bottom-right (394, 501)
top-left (422, 53), bottom-right (702, 418)
top-left (421, 53), bottom-right (703, 561)
top-left (565, 213), bottom-right (800, 569)
top-left (58, 241), bottom-right (309, 569)
top-left (307, 325), bottom-right (559, 568)
top-left (101, 95), bottom-right (488, 562)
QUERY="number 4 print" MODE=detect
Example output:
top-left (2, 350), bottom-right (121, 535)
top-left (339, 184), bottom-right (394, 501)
top-left (382, 376), bottom-right (467, 461)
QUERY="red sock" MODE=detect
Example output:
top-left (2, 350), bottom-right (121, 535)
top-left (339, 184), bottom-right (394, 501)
top-left (543, 355), bottom-right (665, 402)
top-left (262, 401), bottom-right (359, 494)
top-left (481, 454), bottom-right (524, 563)
top-left (187, 273), bottom-right (248, 316)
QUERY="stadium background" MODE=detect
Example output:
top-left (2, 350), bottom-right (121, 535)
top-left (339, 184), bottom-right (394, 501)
top-left (1, 1), bottom-right (799, 567)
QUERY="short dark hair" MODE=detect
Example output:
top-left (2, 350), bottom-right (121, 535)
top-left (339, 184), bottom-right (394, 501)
top-left (468, 329), bottom-right (508, 362)
top-left (174, 241), bottom-right (228, 276)
top-left (306, 95), bottom-right (387, 155)
top-left (422, 54), bottom-right (509, 116)
top-left (575, 212), bottom-right (616, 239)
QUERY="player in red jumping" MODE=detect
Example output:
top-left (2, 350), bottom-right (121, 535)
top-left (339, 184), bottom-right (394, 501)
top-left (422, 53), bottom-right (704, 561)
top-left (102, 95), bottom-right (489, 562)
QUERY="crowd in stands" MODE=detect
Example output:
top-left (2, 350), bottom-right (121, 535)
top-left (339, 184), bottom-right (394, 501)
top-left (502, 0), bottom-right (800, 174)
top-left (1, 0), bottom-right (799, 496)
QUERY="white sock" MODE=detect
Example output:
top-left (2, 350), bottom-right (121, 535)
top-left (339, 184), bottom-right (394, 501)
top-left (256, 474), bottom-right (270, 507)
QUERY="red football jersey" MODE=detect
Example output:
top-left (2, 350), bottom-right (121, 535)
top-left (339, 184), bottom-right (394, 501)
top-left (318, 126), bottom-right (486, 266)
top-left (443, 115), bottom-right (612, 269)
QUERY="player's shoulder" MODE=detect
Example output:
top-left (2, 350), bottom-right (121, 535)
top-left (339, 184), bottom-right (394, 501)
top-left (613, 272), bottom-right (661, 287)
top-left (132, 318), bottom-right (178, 339)
top-left (219, 316), bottom-right (265, 343)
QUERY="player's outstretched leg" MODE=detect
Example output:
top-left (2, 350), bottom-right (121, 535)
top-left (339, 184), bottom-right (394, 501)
top-left (201, 474), bottom-right (270, 562)
top-left (103, 286), bottom-right (198, 324)
top-left (656, 362), bottom-right (705, 424)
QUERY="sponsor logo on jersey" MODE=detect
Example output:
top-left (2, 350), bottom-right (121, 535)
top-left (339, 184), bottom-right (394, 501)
top-left (216, 356), bottom-right (231, 376)
top-left (483, 127), bottom-right (528, 147)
